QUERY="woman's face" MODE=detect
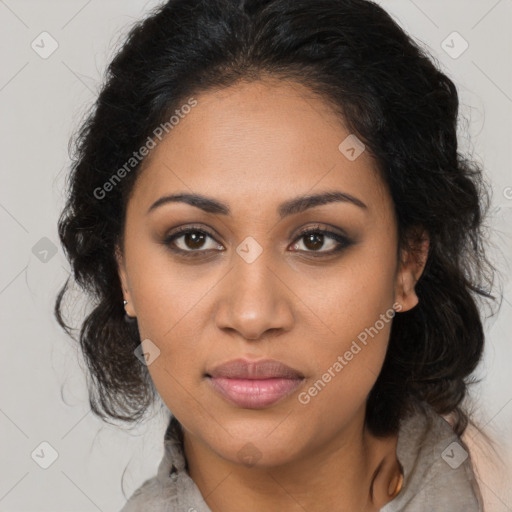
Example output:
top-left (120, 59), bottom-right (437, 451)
top-left (117, 79), bottom-right (423, 467)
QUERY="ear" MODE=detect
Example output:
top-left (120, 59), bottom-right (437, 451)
top-left (115, 245), bottom-right (136, 318)
top-left (394, 228), bottom-right (429, 313)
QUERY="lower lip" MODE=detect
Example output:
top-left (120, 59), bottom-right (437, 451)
top-left (207, 376), bottom-right (304, 408)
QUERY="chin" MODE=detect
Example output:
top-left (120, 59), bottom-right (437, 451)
top-left (225, 440), bottom-right (298, 469)
top-left (205, 418), bottom-right (306, 469)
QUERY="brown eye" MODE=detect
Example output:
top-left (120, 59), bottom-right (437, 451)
top-left (290, 226), bottom-right (353, 256)
top-left (163, 226), bottom-right (224, 257)
top-left (182, 231), bottom-right (207, 250)
top-left (303, 232), bottom-right (326, 251)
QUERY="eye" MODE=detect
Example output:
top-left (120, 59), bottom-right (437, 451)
top-left (163, 225), bottom-right (224, 257)
top-left (289, 225), bottom-right (353, 256)
top-left (162, 224), bottom-right (353, 259)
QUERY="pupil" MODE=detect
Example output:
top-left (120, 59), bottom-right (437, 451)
top-left (186, 232), bottom-right (205, 249)
top-left (304, 233), bottom-right (323, 251)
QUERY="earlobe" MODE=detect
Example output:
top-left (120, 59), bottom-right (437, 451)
top-left (115, 245), bottom-right (128, 290)
top-left (394, 230), bottom-right (429, 313)
top-left (115, 245), bottom-right (136, 318)
top-left (396, 272), bottom-right (419, 312)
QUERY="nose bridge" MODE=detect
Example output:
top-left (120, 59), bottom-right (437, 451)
top-left (234, 240), bottom-right (277, 300)
top-left (214, 236), bottom-right (294, 339)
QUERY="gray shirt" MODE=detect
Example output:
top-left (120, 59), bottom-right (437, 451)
top-left (120, 402), bottom-right (484, 511)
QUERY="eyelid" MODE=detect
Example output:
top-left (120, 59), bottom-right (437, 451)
top-left (292, 223), bottom-right (351, 241)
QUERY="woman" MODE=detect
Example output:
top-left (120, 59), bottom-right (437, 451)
top-left (55, 0), bottom-right (496, 510)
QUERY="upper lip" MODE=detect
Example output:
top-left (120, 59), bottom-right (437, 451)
top-left (206, 358), bottom-right (304, 379)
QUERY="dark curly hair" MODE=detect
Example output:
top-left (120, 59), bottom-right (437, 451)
top-left (55, 0), bottom-right (495, 439)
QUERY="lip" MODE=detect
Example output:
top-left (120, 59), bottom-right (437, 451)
top-left (205, 358), bottom-right (305, 409)
top-left (206, 358), bottom-right (304, 379)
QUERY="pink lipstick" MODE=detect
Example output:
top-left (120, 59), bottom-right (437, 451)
top-left (206, 358), bottom-right (304, 409)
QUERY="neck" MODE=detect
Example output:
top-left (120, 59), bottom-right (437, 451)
top-left (182, 409), bottom-right (401, 512)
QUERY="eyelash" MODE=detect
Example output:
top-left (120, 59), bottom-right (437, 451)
top-left (162, 224), bottom-right (353, 259)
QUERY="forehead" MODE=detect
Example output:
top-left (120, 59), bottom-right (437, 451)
top-left (129, 79), bottom-right (391, 220)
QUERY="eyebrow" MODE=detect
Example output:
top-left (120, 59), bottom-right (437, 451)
top-left (147, 191), bottom-right (367, 218)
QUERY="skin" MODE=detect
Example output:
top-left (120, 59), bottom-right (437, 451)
top-left (116, 78), bottom-right (429, 512)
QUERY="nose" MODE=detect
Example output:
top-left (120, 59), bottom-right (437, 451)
top-left (214, 248), bottom-right (295, 341)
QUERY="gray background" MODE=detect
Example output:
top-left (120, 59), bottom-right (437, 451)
top-left (0, 0), bottom-right (511, 510)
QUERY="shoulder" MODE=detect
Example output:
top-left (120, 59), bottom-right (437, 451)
top-left (380, 401), bottom-right (484, 512)
top-left (119, 416), bottom-right (211, 512)
top-left (120, 465), bottom-right (210, 512)
top-left (119, 475), bottom-right (176, 512)
top-left (119, 444), bottom-right (184, 512)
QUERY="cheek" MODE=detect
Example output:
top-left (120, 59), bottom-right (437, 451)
top-left (127, 235), bottom-right (212, 342)
top-left (305, 241), bottom-right (397, 343)
top-left (140, 315), bottom-right (206, 419)
top-left (124, 242), bottom-right (214, 399)
top-left (296, 305), bottom-right (395, 427)
top-left (133, 276), bottom-right (208, 378)
top-left (296, 244), bottom-right (397, 411)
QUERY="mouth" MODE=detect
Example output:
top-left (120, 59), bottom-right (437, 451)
top-left (205, 358), bottom-right (305, 409)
